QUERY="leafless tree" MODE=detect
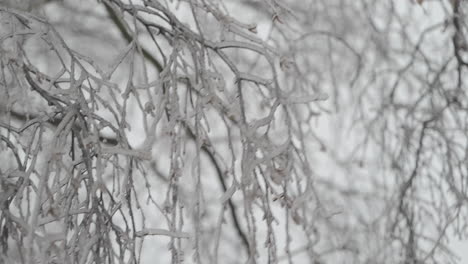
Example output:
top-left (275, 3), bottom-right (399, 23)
top-left (1, 0), bottom-right (467, 263)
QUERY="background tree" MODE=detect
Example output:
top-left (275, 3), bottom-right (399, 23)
top-left (0, 0), bottom-right (467, 263)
